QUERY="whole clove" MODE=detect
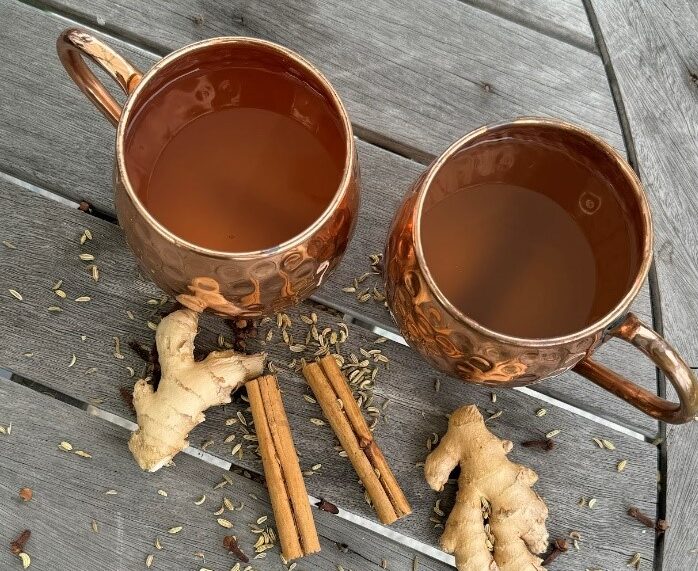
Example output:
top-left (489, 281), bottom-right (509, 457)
top-left (223, 535), bottom-right (249, 563)
top-left (78, 200), bottom-right (93, 213)
top-left (315, 498), bottom-right (339, 514)
top-left (10, 529), bottom-right (30, 555)
top-left (628, 506), bottom-right (669, 535)
top-left (541, 538), bottom-right (568, 566)
top-left (225, 319), bottom-right (258, 353)
top-left (127, 340), bottom-right (161, 387)
top-left (119, 386), bottom-right (136, 413)
top-left (521, 438), bottom-right (555, 451)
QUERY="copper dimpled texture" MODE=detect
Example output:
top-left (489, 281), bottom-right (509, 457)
top-left (58, 30), bottom-right (360, 318)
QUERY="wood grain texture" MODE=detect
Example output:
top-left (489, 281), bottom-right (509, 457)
top-left (0, 0), bottom-right (659, 432)
top-left (0, 378), bottom-right (451, 571)
top-left (0, 181), bottom-right (658, 568)
top-left (664, 421), bottom-right (698, 569)
top-left (5, 0), bottom-right (622, 174)
top-left (590, 2), bottom-right (698, 566)
top-left (590, 0), bottom-right (698, 366)
top-left (461, 0), bottom-right (595, 53)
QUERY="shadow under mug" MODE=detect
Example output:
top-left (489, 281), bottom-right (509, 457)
top-left (57, 29), bottom-right (360, 317)
top-left (384, 118), bottom-right (698, 423)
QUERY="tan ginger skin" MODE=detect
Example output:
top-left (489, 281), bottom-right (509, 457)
top-left (425, 405), bottom-right (549, 571)
top-left (129, 309), bottom-right (265, 471)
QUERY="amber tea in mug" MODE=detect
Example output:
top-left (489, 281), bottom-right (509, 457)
top-left (58, 30), bottom-right (359, 317)
top-left (385, 119), bottom-right (698, 423)
top-left (125, 65), bottom-right (346, 252)
top-left (420, 137), bottom-right (642, 339)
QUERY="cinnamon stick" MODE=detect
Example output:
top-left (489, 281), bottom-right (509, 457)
top-left (259, 375), bottom-right (321, 555)
top-left (319, 355), bottom-right (412, 519)
top-left (303, 356), bottom-right (412, 524)
top-left (247, 375), bottom-right (319, 560)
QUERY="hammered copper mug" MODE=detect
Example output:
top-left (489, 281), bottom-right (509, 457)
top-left (385, 118), bottom-right (698, 423)
top-left (57, 29), bottom-right (359, 317)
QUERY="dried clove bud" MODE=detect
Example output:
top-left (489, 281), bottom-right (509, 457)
top-left (315, 498), bottom-right (339, 514)
top-left (223, 535), bottom-right (249, 563)
top-left (10, 530), bottom-right (30, 555)
top-left (521, 438), bottom-right (555, 451)
top-left (78, 200), bottom-right (93, 213)
top-left (541, 538), bottom-right (568, 566)
top-left (628, 507), bottom-right (669, 535)
top-left (119, 387), bottom-right (136, 413)
top-left (18, 488), bottom-right (32, 502)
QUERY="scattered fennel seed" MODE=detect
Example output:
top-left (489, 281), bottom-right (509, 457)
top-left (8, 289), bottom-right (22, 300)
top-left (79, 253), bottom-right (95, 261)
top-left (602, 439), bottom-right (616, 450)
top-left (168, 526), bottom-right (182, 534)
top-left (546, 429), bottom-right (561, 438)
top-left (75, 296), bottom-right (91, 302)
top-left (157, 489), bottom-right (168, 497)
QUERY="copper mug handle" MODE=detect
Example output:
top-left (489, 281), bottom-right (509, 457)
top-left (574, 312), bottom-right (698, 423)
top-left (57, 29), bottom-right (143, 126)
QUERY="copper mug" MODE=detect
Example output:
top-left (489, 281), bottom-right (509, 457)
top-left (58, 29), bottom-right (359, 317)
top-left (385, 118), bottom-right (698, 423)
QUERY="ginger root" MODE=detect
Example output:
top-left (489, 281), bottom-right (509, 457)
top-left (425, 405), bottom-right (549, 571)
top-left (128, 309), bottom-right (265, 471)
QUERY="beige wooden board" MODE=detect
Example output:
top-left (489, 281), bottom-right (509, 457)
top-left (0, 0), bottom-right (660, 433)
top-left (0, 180), bottom-right (659, 569)
top-left (0, 378), bottom-right (452, 571)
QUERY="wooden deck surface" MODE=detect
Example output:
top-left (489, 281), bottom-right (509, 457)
top-left (1, 0), bottom-right (696, 569)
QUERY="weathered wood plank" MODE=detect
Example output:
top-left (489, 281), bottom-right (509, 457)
top-left (7, 0), bottom-right (622, 172)
top-left (462, 0), bottom-right (595, 53)
top-left (0, 181), bottom-right (659, 568)
top-left (664, 422), bottom-right (698, 569)
top-left (0, 378), bottom-right (451, 571)
top-left (0, 0), bottom-right (659, 432)
top-left (589, 0), bottom-right (698, 366)
top-left (590, 1), bottom-right (698, 566)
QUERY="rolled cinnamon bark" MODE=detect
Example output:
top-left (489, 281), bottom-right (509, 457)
top-left (303, 356), bottom-right (412, 524)
top-left (247, 375), bottom-right (320, 560)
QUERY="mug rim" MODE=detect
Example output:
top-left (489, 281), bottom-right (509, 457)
top-left (115, 36), bottom-right (356, 260)
top-left (412, 117), bottom-right (653, 347)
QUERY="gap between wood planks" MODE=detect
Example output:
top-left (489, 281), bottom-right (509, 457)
top-left (456, 0), bottom-right (597, 54)
top-left (0, 166), bottom-right (661, 443)
top-left (581, 1), bottom-right (669, 568)
top-left (18, 0), bottom-right (437, 166)
top-left (0, 367), bottom-right (456, 567)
